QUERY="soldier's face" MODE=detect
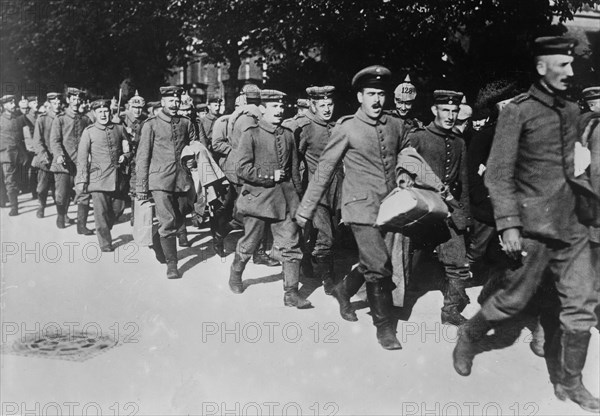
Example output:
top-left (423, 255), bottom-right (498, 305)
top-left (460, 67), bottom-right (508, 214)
top-left (587, 99), bottom-right (600, 113)
top-left (472, 118), bottom-right (488, 131)
top-left (130, 106), bottom-right (143, 118)
top-left (49, 98), bottom-right (61, 113)
top-left (358, 88), bottom-right (386, 119)
top-left (536, 55), bottom-right (574, 91)
top-left (261, 102), bottom-right (285, 125)
top-left (19, 103), bottom-right (28, 113)
top-left (394, 99), bottom-right (414, 117)
top-left (161, 97), bottom-right (180, 116)
top-left (208, 102), bottom-right (220, 115)
top-left (68, 95), bottom-right (81, 109)
top-left (312, 98), bottom-right (334, 121)
top-left (28, 100), bottom-right (39, 112)
top-left (432, 104), bottom-right (459, 130)
top-left (178, 108), bottom-right (192, 118)
top-left (2, 100), bottom-right (15, 113)
top-left (95, 108), bottom-right (110, 125)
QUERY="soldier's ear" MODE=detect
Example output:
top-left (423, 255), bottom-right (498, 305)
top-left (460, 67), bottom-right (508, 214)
top-left (536, 58), bottom-right (547, 77)
top-left (258, 104), bottom-right (266, 115)
top-left (356, 91), bottom-right (364, 104)
top-left (430, 105), bottom-right (437, 117)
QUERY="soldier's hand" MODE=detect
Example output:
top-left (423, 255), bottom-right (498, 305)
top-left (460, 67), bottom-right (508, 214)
top-left (397, 172), bottom-right (414, 188)
top-left (294, 213), bottom-right (309, 228)
top-left (137, 192), bottom-right (149, 201)
top-left (118, 155), bottom-right (126, 164)
top-left (75, 183), bottom-right (86, 194)
top-left (56, 155), bottom-right (65, 165)
top-left (500, 227), bottom-right (523, 261)
top-left (185, 159), bottom-right (197, 170)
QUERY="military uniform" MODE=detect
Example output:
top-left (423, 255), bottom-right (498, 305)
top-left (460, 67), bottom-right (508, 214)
top-left (21, 103), bottom-right (38, 199)
top-left (76, 103), bottom-right (130, 251)
top-left (49, 95), bottom-right (92, 231)
top-left (136, 86), bottom-right (197, 278)
top-left (0, 96), bottom-right (27, 215)
top-left (198, 104), bottom-right (219, 150)
top-left (409, 114), bottom-right (472, 323)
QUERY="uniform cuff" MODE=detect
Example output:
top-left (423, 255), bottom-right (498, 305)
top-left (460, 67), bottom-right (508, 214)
top-left (495, 215), bottom-right (522, 232)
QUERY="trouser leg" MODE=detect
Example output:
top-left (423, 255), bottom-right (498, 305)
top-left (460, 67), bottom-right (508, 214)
top-left (92, 192), bottom-right (112, 250)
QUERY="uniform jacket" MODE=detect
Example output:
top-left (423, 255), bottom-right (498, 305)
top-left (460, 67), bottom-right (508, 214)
top-left (75, 122), bottom-right (130, 193)
top-left (199, 113), bottom-right (218, 149)
top-left (135, 110), bottom-right (196, 194)
top-left (287, 110), bottom-right (343, 210)
top-left (49, 108), bottom-right (92, 174)
top-left (22, 112), bottom-right (37, 152)
top-left (32, 109), bottom-right (58, 170)
top-left (386, 110), bottom-right (424, 132)
top-left (467, 122), bottom-right (496, 225)
top-left (409, 122), bottom-right (471, 230)
top-left (297, 108), bottom-right (443, 226)
top-left (579, 111), bottom-right (600, 243)
top-left (485, 83), bottom-right (595, 243)
top-left (0, 110), bottom-right (27, 164)
top-left (120, 112), bottom-right (147, 144)
top-left (236, 118), bottom-right (302, 220)
top-left (211, 114), bottom-right (231, 164)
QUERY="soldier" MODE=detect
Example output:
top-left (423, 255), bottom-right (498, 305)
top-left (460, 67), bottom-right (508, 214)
top-left (198, 97), bottom-right (221, 149)
top-left (408, 90), bottom-right (472, 326)
top-left (296, 66), bottom-right (442, 349)
top-left (286, 85), bottom-right (342, 294)
top-left (229, 89), bottom-right (312, 309)
top-left (178, 92), bottom-right (199, 138)
top-left (0, 95), bottom-right (27, 216)
top-left (295, 98), bottom-right (310, 117)
top-left (136, 86), bottom-right (197, 279)
top-left (32, 92), bottom-right (62, 218)
top-left (17, 96), bottom-right (28, 116)
top-left (391, 75), bottom-right (423, 130)
top-left (21, 96), bottom-right (39, 199)
top-left (50, 87), bottom-right (93, 232)
top-left (76, 99), bottom-right (130, 252)
top-left (452, 37), bottom-right (599, 414)
top-left (148, 101), bottom-right (162, 117)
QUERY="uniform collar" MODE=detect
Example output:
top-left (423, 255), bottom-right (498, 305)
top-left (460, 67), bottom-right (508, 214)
top-left (93, 121), bottom-right (114, 130)
top-left (158, 109), bottom-right (176, 123)
top-left (305, 109), bottom-right (333, 127)
top-left (355, 107), bottom-right (387, 126)
top-left (426, 122), bottom-right (453, 137)
top-left (258, 118), bottom-right (278, 133)
top-left (65, 107), bottom-right (80, 118)
top-left (529, 82), bottom-right (569, 109)
top-left (206, 112), bottom-right (217, 121)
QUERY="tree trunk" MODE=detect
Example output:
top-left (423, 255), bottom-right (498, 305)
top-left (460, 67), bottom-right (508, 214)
top-left (223, 48), bottom-right (241, 114)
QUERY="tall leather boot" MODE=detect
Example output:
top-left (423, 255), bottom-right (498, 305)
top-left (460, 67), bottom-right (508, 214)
top-left (229, 253), bottom-right (249, 294)
top-left (77, 204), bottom-right (94, 235)
top-left (553, 331), bottom-right (599, 413)
top-left (441, 277), bottom-right (469, 326)
top-left (129, 195), bottom-right (135, 226)
top-left (452, 311), bottom-right (492, 376)
top-left (331, 267), bottom-right (365, 321)
top-left (160, 235), bottom-right (180, 279)
top-left (312, 255), bottom-right (335, 295)
top-left (56, 204), bottom-right (66, 229)
top-left (283, 261), bottom-right (312, 309)
top-left (36, 194), bottom-right (46, 218)
top-left (366, 280), bottom-right (402, 350)
top-left (253, 247), bottom-right (280, 266)
top-left (529, 317), bottom-right (545, 357)
top-left (151, 231), bottom-right (166, 264)
top-left (8, 191), bottom-right (18, 216)
top-left (177, 229), bottom-right (190, 247)
top-left (96, 227), bottom-right (113, 252)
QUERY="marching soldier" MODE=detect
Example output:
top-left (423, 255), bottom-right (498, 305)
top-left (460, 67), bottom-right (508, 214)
top-left (50, 87), bottom-right (93, 232)
top-left (453, 37), bottom-right (599, 414)
top-left (390, 75), bottom-right (423, 130)
top-left (76, 99), bottom-right (130, 252)
top-left (0, 95), bottom-right (27, 216)
top-left (408, 90), bottom-right (472, 326)
top-left (198, 97), bottom-right (221, 150)
top-left (136, 86), bottom-right (197, 279)
top-left (229, 89), bottom-right (312, 309)
top-left (21, 96), bottom-right (40, 199)
top-left (286, 85), bottom-right (342, 294)
top-left (296, 66), bottom-right (442, 349)
top-left (32, 92), bottom-right (62, 218)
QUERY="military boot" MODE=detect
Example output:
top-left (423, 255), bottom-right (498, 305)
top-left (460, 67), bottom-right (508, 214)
top-left (282, 261), bottom-right (312, 309)
top-left (77, 204), bottom-right (94, 235)
top-left (160, 235), bottom-right (180, 279)
top-left (553, 331), bottom-right (599, 413)
top-left (441, 277), bottom-right (469, 326)
top-left (36, 194), bottom-right (46, 218)
top-left (529, 318), bottom-right (545, 357)
top-left (366, 280), bottom-right (402, 350)
top-left (331, 267), bottom-right (365, 322)
top-left (253, 247), bottom-right (280, 266)
top-left (151, 231), bottom-right (166, 264)
top-left (177, 230), bottom-right (190, 247)
top-left (312, 255), bottom-right (335, 295)
top-left (8, 191), bottom-right (18, 216)
top-left (96, 227), bottom-right (113, 252)
top-left (229, 253), bottom-right (249, 294)
top-left (452, 311), bottom-right (492, 376)
top-left (56, 204), bottom-right (66, 229)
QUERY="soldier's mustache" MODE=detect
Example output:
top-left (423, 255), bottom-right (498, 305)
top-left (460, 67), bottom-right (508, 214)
top-left (372, 103), bottom-right (382, 109)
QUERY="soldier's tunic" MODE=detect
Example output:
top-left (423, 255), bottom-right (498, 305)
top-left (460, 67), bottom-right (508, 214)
top-left (482, 83), bottom-right (598, 332)
top-left (286, 110), bottom-right (342, 258)
top-left (235, 118), bottom-right (303, 262)
top-left (199, 112), bottom-right (218, 150)
top-left (32, 109), bottom-right (58, 204)
top-left (22, 111), bottom-right (38, 195)
top-left (387, 109), bottom-right (424, 132)
top-left (120, 111), bottom-right (147, 194)
top-left (0, 110), bottom-right (27, 201)
top-left (76, 122), bottom-right (130, 249)
top-left (136, 110), bottom-right (196, 237)
top-left (49, 108), bottom-right (92, 206)
top-left (297, 109), bottom-right (440, 283)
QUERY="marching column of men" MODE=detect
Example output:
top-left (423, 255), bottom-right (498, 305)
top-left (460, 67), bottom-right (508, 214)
top-left (1, 34), bottom-right (598, 415)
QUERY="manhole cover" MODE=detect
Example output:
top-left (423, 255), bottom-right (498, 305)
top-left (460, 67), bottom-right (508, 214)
top-left (2, 330), bottom-right (119, 362)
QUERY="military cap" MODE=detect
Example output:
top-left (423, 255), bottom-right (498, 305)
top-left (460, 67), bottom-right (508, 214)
top-left (241, 84), bottom-right (261, 98)
top-left (457, 96), bottom-right (473, 120)
top-left (433, 90), bottom-right (463, 106)
top-left (351, 65), bottom-right (392, 90)
top-left (235, 95), bottom-right (247, 107)
top-left (0, 95), bottom-right (15, 104)
top-left (46, 92), bottom-right (62, 100)
top-left (394, 75), bottom-right (417, 101)
top-left (147, 101), bottom-right (161, 109)
top-left (66, 87), bottom-right (84, 97)
top-left (582, 86), bottom-right (600, 101)
top-left (159, 86), bottom-right (183, 97)
top-left (296, 98), bottom-right (310, 108)
top-left (19, 96), bottom-right (28, 105)
top-left (533, 36), bottom-right (578, 57)
top-left (128, 90), bottom-right (145, 107)
top-left (260, 89), bottom-right (286, 103)
top-left (91, 99), bottom-right (111, 111)
top-left (306, 86), bottom-right (335, 100)
top-left (26, 96), bottom-right (38, 102)
top-left (207, 96), bottom-right (223, 104)
top-left (179, 92), bottom-right (194, 110)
